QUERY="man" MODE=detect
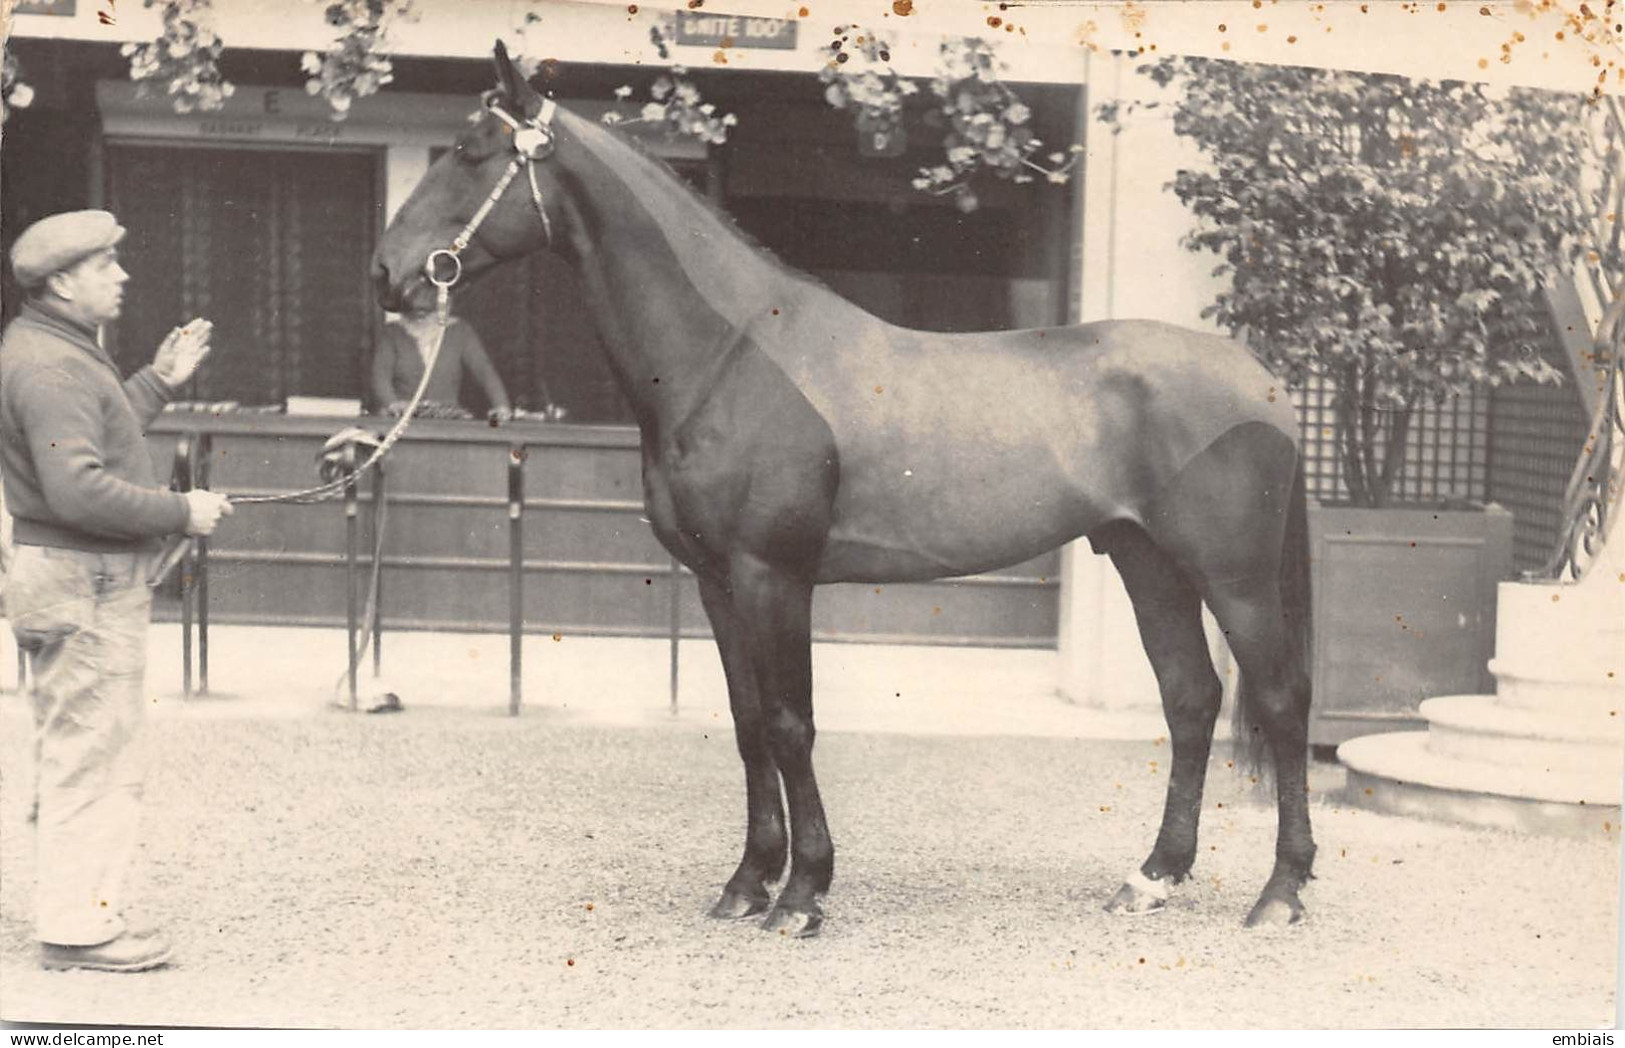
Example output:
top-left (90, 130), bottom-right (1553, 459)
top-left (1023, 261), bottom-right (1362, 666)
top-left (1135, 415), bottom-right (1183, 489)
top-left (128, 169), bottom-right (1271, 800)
top-left (1, 210), bottom-right (232, 972)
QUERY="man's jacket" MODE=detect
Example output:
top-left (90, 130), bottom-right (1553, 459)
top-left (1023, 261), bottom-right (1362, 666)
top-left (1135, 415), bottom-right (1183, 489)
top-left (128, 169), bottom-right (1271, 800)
top-left (0, 299), bottom-right (188, 552)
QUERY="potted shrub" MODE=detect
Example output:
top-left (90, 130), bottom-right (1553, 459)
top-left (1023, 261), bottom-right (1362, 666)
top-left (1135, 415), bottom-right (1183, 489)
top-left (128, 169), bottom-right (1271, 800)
top-left (1116, 59), bottom-right (1595, 745)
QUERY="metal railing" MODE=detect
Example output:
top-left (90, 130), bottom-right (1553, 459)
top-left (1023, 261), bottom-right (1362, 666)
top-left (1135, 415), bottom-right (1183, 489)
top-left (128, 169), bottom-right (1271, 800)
top-left (1535, 97), bottom-right (1625, 583)
top-left (169, 433), bottom-right (685, 716)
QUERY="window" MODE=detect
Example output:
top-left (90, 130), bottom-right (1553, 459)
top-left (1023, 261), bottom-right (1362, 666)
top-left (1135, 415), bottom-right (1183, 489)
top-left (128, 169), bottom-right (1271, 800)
top-left (104, 143), bottom-right (380, 406)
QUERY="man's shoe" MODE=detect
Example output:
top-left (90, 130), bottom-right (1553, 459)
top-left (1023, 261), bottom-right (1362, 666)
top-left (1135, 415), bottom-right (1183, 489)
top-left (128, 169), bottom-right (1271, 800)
top-left (41, 930), bottom-right (173, 973)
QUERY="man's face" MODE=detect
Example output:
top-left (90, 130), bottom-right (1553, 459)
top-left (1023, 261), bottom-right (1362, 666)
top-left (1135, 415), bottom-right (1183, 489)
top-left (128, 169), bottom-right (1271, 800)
top-left (51, 248), bottom-right (128, 326)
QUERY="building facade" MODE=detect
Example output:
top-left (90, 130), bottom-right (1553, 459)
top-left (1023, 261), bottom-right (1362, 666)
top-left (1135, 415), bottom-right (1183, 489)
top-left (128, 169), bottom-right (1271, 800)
top-left (2, 0), bottom-right (1601, 711)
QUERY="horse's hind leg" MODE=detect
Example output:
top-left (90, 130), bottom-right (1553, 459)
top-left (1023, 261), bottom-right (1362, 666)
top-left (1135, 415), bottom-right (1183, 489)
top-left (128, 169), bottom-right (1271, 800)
top-left (1206, 576), bottom-right (1315, 926)
top-left (1097, 525), bottom-right (1224, 917)
top-left (698, 572), bottom-right (788, 921)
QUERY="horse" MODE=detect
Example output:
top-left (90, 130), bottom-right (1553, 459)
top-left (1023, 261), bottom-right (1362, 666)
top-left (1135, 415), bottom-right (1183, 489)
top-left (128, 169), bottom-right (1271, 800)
top-left (372, 42), bottom-right (1316, 936)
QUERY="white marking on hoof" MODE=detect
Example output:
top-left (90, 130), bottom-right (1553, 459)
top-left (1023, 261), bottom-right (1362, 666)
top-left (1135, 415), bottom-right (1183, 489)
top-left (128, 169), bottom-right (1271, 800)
top-left (1105, 869), bottom-right (1171, 917)
top-left (1125, 869), bottom-right (1171, 902)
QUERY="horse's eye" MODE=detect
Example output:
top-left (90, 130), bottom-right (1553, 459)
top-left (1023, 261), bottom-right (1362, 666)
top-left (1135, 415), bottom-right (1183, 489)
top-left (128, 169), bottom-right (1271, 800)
top-left (452, 126), bottom-right (494, 165)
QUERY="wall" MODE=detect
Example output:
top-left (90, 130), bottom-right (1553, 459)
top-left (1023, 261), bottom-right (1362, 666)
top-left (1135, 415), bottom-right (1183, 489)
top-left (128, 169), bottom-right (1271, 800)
top-left (1056, 52), bottom-right (1237, 714)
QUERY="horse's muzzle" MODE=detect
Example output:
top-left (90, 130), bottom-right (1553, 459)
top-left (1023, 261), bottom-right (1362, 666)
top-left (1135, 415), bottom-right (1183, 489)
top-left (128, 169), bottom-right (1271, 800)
top-left (370, 259), bottom-right (403, 312)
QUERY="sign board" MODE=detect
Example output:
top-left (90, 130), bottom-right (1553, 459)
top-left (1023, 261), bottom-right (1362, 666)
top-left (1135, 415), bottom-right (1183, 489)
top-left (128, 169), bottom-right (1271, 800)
top-left (96, 81), bottom-right (477, 149)
top-left (12, 0), bottom-right (76, 15)
top-left (673, 10), bottom-right (797, 50)
top-left (95, 82), bottom-right (709, 161)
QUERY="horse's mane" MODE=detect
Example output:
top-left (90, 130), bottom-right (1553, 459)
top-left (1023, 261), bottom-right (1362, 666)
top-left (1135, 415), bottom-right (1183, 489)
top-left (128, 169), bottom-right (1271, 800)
top-left (559, 104), bottom-right (835, 295)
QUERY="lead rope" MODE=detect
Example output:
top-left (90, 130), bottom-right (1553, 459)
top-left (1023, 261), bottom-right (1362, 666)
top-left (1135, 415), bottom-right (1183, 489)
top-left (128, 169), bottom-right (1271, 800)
top-left (232, 283), bottom-right (453, 509)
top-left (326, 282), bottom-right (452, 709)
top-left (145, 285), bottom-right (451, 591)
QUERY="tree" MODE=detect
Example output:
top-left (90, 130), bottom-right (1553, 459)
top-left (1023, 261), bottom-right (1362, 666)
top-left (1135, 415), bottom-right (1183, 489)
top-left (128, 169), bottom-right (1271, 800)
top-left (1116, 58), bottom-right (1595, 507)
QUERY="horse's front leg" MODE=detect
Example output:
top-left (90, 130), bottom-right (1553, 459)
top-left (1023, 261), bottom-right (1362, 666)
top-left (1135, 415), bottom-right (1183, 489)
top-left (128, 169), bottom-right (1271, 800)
top-left (728, 551), bottom-right (830, 937)
top-left (697, 571), bottom-right (788, 920)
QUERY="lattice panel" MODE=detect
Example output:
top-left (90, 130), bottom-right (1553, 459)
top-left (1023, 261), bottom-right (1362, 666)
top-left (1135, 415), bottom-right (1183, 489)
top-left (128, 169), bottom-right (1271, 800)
top-left (1290, 377), bottom-right (1490, 506)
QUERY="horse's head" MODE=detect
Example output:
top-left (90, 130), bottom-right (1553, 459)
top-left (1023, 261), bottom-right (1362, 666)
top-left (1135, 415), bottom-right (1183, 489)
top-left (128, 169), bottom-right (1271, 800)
top-left (372, 41), bottom-right (562, 313)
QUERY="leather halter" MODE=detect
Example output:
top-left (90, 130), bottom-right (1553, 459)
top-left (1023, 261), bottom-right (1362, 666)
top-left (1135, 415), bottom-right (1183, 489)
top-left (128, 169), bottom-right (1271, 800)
top-left (424, 94), bottom-right (559, 291)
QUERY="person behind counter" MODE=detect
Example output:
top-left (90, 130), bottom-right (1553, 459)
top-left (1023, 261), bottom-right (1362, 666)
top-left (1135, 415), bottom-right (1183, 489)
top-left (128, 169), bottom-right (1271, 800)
top-left (372, 306), bottom-right (512, 421)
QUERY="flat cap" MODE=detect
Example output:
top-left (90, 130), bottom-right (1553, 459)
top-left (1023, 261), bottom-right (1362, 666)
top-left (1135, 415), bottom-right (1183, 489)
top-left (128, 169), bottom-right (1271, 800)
top-left (10, 210), bottom-right (126, 289)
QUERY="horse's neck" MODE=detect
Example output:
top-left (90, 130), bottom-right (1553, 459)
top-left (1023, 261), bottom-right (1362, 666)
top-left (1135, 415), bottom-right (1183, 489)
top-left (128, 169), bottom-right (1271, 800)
top-left (553, 114), bottom-right (805, 428)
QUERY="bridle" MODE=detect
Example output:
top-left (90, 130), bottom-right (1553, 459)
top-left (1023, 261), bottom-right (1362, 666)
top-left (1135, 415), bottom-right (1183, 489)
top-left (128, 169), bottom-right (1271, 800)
top-left (423, 93), bottom-right (559, 296)
top-left (200, 91), bottom-right (562, 522)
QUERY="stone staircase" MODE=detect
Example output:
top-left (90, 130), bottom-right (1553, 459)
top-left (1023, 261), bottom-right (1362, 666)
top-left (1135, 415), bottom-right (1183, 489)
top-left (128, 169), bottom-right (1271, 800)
top-left (1339, 569), bottom-right (1624, 835)
top-left (1338, 97), bottom-right (1625, 837)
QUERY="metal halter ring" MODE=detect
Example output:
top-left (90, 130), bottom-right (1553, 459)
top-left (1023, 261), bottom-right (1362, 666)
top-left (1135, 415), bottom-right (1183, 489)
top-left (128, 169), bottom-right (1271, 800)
top-left (512, 125), bottom-right (555, 162)
top-left (425, 249), bottom-right (463, 289)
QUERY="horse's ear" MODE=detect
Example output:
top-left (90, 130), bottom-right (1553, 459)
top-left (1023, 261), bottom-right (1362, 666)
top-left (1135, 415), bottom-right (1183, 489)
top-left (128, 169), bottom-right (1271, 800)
top-left (492, 40), bottom-right (522, 96)
top-left (491, 40), bottom-right (543, 113)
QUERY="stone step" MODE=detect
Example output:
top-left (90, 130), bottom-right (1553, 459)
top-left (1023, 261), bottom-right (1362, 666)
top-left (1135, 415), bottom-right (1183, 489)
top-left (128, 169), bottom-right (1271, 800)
top-left (1338, 729), bottom-right (1622, 812)
top-left (1489, 578), bottom-right (1624, 716)
top-left (1420, 693), bottom-right (1624, 774)
top-left (1488, 662), bottom-right (1624, 713)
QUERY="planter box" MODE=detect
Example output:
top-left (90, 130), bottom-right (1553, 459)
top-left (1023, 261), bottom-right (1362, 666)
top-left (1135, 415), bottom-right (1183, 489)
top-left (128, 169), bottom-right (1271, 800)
top-left (1308, 503), bottom-right (1514, 747)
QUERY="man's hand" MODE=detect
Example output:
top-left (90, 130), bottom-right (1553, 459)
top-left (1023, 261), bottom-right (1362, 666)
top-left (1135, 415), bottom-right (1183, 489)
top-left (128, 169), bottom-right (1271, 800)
top-left (182, 489), bottom-right (234, 536)
top-left (153, 318), bottom-right (214, 388)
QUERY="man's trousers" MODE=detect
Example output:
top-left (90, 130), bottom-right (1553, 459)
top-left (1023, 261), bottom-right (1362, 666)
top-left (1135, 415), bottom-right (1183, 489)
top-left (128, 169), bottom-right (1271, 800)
top-left (4, 543), bottom-right (154, 947)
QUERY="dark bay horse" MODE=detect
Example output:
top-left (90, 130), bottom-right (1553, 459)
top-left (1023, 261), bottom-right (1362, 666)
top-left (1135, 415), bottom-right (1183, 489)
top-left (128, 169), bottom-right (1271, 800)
top-left (373, 43), bottom-right (1315, 935)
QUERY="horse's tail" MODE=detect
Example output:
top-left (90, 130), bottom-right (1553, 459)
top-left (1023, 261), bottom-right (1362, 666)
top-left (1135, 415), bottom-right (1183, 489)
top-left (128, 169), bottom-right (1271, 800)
top-left (1231, 458), bottom-right (1313, 780)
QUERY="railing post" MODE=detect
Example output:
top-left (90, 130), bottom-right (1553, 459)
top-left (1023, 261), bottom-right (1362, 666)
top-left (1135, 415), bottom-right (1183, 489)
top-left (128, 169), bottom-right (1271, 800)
top-left (509, 444), bottom-right (525, 717)
top-left (172, 434), bottom-right (194, 698)
top-left (343, 441), bottom-right (359, 711)
top-left (669, 554), bottom-right (681, 715)
top-left (195, 431), bottom-right (211, 696)
top-left (372, 459), bottom-right (385, 681)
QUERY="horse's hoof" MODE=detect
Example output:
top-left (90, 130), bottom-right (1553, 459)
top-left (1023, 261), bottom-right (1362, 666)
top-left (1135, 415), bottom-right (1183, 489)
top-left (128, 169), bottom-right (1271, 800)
top-left (1243, 894), bottom-right (1305, 928)
top-left (1103, 871), bottom-right (1169, 917)
top-left (708, 888), bottom-right (771, 921)
top-left (761, 904), bottom-right (823, 938)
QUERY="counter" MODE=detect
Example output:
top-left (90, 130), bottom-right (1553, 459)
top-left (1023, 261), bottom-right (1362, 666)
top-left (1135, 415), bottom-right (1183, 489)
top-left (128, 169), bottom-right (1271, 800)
top-left (146, 413), bottom-right (1058, 647)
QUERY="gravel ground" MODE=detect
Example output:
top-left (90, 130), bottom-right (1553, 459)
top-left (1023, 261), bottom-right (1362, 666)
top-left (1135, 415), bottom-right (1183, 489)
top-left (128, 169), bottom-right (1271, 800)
top-left (0, 704), bottom-right (1616, 1029)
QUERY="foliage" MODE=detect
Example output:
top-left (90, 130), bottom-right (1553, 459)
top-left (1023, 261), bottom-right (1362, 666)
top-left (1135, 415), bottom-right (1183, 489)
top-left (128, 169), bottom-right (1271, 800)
top-left (302, 0), bottom-right (417, 120)
top-left (1112, 59), bottom-right (1592, 506)
top-left (819, 30), bottom-right (1078, 213)
top-left (2, 43), bottom-right (34, 125)
top-left (599, 27), bottom-right (737, 146)
top-left (121, 0), bottom-right (234, 113)
top-left (818, 26), bottom-right (916, 144)
top-left (912, 37), bottom-right (1081, 213)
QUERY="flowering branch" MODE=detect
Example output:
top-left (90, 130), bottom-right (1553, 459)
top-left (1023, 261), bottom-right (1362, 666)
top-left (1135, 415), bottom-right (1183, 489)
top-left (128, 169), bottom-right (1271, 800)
top-left (599, 26), bottom-right (737, 146)
top-left (2, 44), bottom-right (34, 125)
top-left (302, 0), bottom-right (417, 121)
top-left (913, 37), bottom-right (1081, 213)
top-left (818, 30), bottom-right (1077, 211)
top-left (120, 0), bottom-right (234, 114)
top-left (819, 26), bottom-right (917, 144)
